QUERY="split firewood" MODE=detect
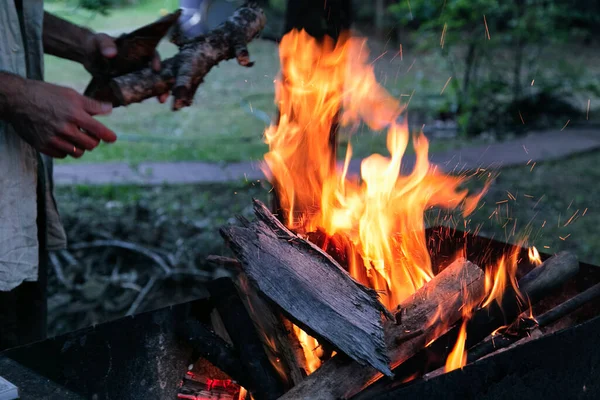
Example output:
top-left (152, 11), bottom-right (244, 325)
top-left (208, 278), bottom-right (285, 400)
top-left (206, 255), bottom-right (308, 386)
top-left (235, 274), bottom-right (308, 386)
top-left (220, 199), bottom-right (393, 376)
top-left (357, 250), bottom-right (581, 397)
top-left (279, 258), bottom-right (486, 400)
top-left (88, 3), bottom-right (267, 110)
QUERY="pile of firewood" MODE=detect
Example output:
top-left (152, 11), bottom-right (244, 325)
top-left (175, 199), bottom-right (596, 400)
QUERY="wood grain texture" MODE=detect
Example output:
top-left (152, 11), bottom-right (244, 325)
top-left (280, 259), bottom-right (485, 400)
top-left (220, 199), bottom-right (392, 377)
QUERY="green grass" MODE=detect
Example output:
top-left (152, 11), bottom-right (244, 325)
top-left (43, 1), bottom-right (465, 165)
top-left (440, 150), bottom-right (600, 266)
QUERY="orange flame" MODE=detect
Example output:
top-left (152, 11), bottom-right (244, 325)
top-left (292, 325), bottom-right (322, 374)
top-left (264, 30), bottom-right (485, 310)
top-left (481, 245), bottom-right (522, 309)
top-left (445, 319), bottom-right (468, 372)
top-left (528, 246), bottom-right (542, 266)
top-left (263, 30), bottom-right (500, 375)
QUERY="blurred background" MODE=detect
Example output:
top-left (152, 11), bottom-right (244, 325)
top-left (43, 0), bottom-right (600, 336)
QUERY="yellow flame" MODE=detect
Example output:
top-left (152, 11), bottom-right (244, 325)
top-left (445, 319), bottom-right (468, 372)
top-left (528, 246), bottom-right (542, 266)
top-left (292, 325), bottom-right (322, 374)
top-left (263, 30), bottom-right (499, 375)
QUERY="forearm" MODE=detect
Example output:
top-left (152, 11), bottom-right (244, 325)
top-left (0, 72), bottom-right (26, 119)
top-left (43, 12), bottom-right (94, 64)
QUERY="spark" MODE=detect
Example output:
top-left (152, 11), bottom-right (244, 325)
top-left (406, 89), bottom-right (416, 108)
top-left (531, 79), bottom-right (535, 86)
top-left (371, 51), bottom-right (388, 65)
top-left (544, 245), bottom-right (550, 249)
top-left (249, 102), bottom-right (253, 113)
top-left (530, 162), bottom-right (536, 171)
top-left (496, 200), bottom-right (508, 204)
top-left (391, 44), bottom-right (403, 62)
top-left (483, 15), bottom-right (491, 40)
top-left (560, 234), bottom-right (571, 241)
top-left (564, 209), bottom-right (579, 227)
top-left (561, 119), bottom-right (570, 131)
top-left (507, 191), bottom-right (516, 201)
top-left (522, 145), bottom-right (529, 154)
top-left (587, 99), bottom-right (591, 120)
top-left (441, 76), bottom-right (452, 94)
top-left (406, 58), bottom-right (416, 73)
top-left (440, 23), bottom-right (448, 48)
top-left (542, 220), bottom-right (547, 228)
top-left (568, 199), bottom-right (574, 209)
top-left (533, 194), bottom-right (545, 209)
top-left (524, 194), bottom-right (534, 198)
top-left (526, 159), bottom-right (532, 165)
top-left (583, 208), bottom-right (588, 216)
top-left (518, 110), bottom-right (525, 124)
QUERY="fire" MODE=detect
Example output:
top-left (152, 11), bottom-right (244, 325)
top-left (263, 30), bottom-right (500, 375)
top-left (292, 325), bottom-right (322, 374)
top-left (445, 319), bottom-right (468, 372)
top-left (529, 246), bottom-right (542, 266)
top-left (263, 30), bottom-right (484, 310)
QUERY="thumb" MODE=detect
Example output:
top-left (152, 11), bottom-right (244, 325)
top-left (82, 96), bottom-right (113, 116)
top-left (96, 33), bottom-right (117, 58)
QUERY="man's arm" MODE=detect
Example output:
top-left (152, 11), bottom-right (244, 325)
top-left (42, 13), bottom-right (103, 64)
top-left (0, 72), bottom-right (25, 119)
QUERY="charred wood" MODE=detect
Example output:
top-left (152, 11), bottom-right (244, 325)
top-left (358, 251), bottom-right (580, 397)
top-left (220, 199), bottom-right (392, 376)
top-left (280, 258), bottom-right (485, 400)
top-left (467, 281), bottom-right (600, 363)
top-left (208, 278), bottom-right (285, 400)
top-left (183, 319), bottom-right (253, 391)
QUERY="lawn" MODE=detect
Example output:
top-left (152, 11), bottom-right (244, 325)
top-left (49, 149), bottom-right (600, 335)
top-left (43, 1), bottom-right (473, 166)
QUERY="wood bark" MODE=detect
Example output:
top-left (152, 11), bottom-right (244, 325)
top-left (220, 199), bottom-right (393, 376)
top-left (206, 255), bottom-right (308, 386)
top-left (89, 3), bottom-right (266, 110)
top-left (235, 273), bottom-right (308, 387)
top-left (279, 258), bottom-right (485, 400)
top-left (357, 250), bottom-right (581, 397)
top-left (208, 278), bottom-right (285, 400)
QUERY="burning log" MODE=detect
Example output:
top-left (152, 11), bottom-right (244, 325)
top-left (279, 258), bottom-right (486, 400)
top-left (357, 250), bottom-right (581, 398)
top-left (220, 200), bottom-right (393, 376)
top-left (183, 319), bottom-right (254, 392)
top-left (206, 255), bottom-right (308, 385)
top-left (208, 278), bottom-right (285, 400)
top-left (467, 281), bottom-right (600, 363)
top-left (89, 3), bottom-right (266, 110)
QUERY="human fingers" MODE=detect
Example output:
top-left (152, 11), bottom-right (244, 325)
top-left (47, 136), bottom-right (85, 158)
top-left (60, 123), bottom-right (101, 151)
top-left (95, 33), bottom-right (118, 58)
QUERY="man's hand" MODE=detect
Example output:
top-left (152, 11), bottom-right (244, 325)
top-left (3, 76), bottom-right (116, 159)
top-left (83, 33), bottom-right (169, 104)
top-left (43, 13), bottom-right (169, 103)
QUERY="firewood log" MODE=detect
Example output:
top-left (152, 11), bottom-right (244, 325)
top-left (279, 258), bottom-right (485, 400)
top-left (89, 3), bottom-right (267, 110)
top-left (208, 278), bottom-right (285, 400)
top-left (220, 199), bottom-right (393, 376)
